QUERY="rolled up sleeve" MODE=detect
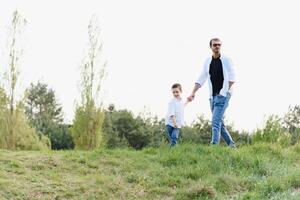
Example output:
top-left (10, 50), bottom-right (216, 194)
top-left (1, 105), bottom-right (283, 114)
top-left (196, 60), bottom-right (208, 86)
top-left (227, 58), bottom-right (236, 82)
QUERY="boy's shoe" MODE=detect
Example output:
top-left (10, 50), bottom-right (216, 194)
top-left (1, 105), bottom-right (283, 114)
top-left (169, 143), bottom-right (176, 148)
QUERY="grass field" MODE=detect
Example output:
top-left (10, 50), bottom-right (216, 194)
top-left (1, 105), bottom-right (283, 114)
top-left (0, 143), bottom-right (300, 200)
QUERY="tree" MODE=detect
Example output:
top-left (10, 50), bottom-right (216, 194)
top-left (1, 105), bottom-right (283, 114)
top-left (48, 124), bottom-right (74, 150)
top-left (5, 10), bottom-right (26, 149)
top-left (24, 81), bottom-right (74, 149)
top-left (253, 115), bottom-right (290, 146)
top-left (25, 81), bottom-right (63, 132)
top-left (103, 107), bottom-right (130, 148)
top-left (71, 15), bottom-right (106, 150)
top-left (0, 10), bottom-right (49, 150)
top-left (103, 105), bottom-right (166, 149)
top-left (283, 105), bottom-right (300, 144)
top-left (181, 115), bottom-right (212, 144)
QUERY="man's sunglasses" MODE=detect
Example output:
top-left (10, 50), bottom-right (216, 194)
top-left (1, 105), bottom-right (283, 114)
top-left (212, 43), bottom-right (221, 47)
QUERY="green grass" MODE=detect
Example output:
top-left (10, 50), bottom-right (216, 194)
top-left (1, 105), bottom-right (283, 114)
top-left (0, 143), bottom-right (300, 199)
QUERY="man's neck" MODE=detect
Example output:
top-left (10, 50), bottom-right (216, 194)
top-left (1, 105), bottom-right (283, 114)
top-left (212, 53), bottom-right (220, 59)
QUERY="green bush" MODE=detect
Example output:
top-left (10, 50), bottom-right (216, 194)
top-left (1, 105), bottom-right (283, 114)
top-left (103, 106), bottom-right (166, 149)
top-left (181, 115), bottom-right (250, 146)
top-left (103, 106), bottom-right (252, 149)
top-left (0, 104), bottom-right (50, 150)
top-left (181, 115), bottom-right (211, 144)
top-left (24, 81), bottom-right (73, 150)
top-left (283, 105), bottom-right (300, 145)
top-left (71, 101), bottom-right (105, 150)
top-left (49, 124), bottom-right (74, 150)
top-left (253, 115), bottom-right (291, 145)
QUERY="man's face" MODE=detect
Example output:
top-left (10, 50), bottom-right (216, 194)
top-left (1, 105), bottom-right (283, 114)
top-left (210, 40), bottom-right (222, 54)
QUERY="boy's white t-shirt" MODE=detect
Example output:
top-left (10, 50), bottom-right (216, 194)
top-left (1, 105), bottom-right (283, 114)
top-left (165, 97), bottom-right (185, 128)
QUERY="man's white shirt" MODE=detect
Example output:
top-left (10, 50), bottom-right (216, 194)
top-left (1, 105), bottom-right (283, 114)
top-left (196, 54), bottom-right (236, 97)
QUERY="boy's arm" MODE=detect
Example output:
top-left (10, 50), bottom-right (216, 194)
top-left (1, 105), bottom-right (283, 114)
top-left (171, 115), bottom-right (178, 128)
top-left (167, 101), bottom-right (177, 128)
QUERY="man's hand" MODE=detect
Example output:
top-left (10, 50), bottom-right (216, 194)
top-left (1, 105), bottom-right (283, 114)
top-left (188, 84), bottom-right (201, 102)
top-left (187, 94), bottom-right (195, 102)
top-left (173, 123), bottom-right (178, 128)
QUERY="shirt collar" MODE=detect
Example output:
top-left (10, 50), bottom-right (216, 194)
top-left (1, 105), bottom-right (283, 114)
top-left (173, 97), bottom-right (182, 101)
top-left (212, 54), bottom-right (221, 59)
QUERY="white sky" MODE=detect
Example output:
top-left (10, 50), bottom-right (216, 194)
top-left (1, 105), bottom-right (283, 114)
top-left (0, 0), bottom-right (299, 132)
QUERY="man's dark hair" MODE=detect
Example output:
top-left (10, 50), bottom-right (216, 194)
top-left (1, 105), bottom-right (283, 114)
top-left (209, 38), bottom-right (221, 47)
top-left (171, 83), bottom-right (182, 92)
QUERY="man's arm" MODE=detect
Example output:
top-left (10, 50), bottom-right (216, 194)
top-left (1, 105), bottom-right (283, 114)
top-left (229, 81), bottom-right (234, 91)
top-left (227, 57), bottom-right (236, 92)
top-left (188, 59), bottom-right (208, 102)
top-left (187, 83), bottom-right (201, 102)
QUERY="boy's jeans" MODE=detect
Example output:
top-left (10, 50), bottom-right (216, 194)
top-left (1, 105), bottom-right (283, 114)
top-left (209, 92), bottom-right (235, 146)
top-left (166, 125), bottom-right (180, 146)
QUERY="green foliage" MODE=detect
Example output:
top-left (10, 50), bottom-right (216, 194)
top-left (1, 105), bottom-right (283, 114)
top-left (71, 15), bottom-right (106, 150)
top-left (71, 101), bottom-right (104, 150)
top-left (103, 106), bottom-right (252, 149)
top-left (24, 81), bottom-right (73, 150)
top-left (181, 115), bottom-right (211, 144)
top-left (25, 81), bottom-right (63, 126)
top-left (0, 10), bottom-right (49, 150)
top-left (5, 10), bottom-right (26, 114)
top-left (0, 103), bottom-right (50, 150)
top-left (283, 105), bottom-right (300, 144)
top-left (126, 115), bottom-right (164, 149)
top-left (48, 124), bottom-right (74, 150)
top-left (253, 115), bottom-right (291, 145)
top-left (102, 106), bottom-right (128, 148)
top-left (103, 105), bottom-right (166, 149)
top-left (290, 128), bottom-right (300, 145)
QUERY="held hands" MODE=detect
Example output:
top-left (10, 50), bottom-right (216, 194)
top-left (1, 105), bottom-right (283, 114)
top-left (187, 94), bottom-right (195, 102)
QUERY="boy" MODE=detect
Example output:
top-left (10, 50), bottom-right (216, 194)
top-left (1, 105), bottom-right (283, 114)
top-left (165, 83), bottom-right (188, 147)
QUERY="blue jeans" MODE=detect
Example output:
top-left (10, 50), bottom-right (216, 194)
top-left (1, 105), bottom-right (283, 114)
top-left (166, 125), bottom-right (180, 146)
top-left (209, 92), bottom-right (235, 146)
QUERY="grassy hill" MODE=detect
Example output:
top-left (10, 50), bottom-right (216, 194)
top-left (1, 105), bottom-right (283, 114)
top-left (0, 143), bottom-right (300, 200)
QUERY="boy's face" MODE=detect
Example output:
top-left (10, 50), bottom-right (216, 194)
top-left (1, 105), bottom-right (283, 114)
top-left (172, 87), bottom-right (181, 98)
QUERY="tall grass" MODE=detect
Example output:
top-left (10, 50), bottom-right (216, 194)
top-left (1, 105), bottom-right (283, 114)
top-left (0, 143), bottom-right (300, 199)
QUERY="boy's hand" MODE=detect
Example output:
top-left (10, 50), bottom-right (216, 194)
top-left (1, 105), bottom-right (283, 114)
top-left (173, 123), bottom-right (178, 128)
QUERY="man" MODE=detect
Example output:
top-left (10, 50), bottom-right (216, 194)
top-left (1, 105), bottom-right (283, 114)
top-left (187, 38), bottom-right (236, 147)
